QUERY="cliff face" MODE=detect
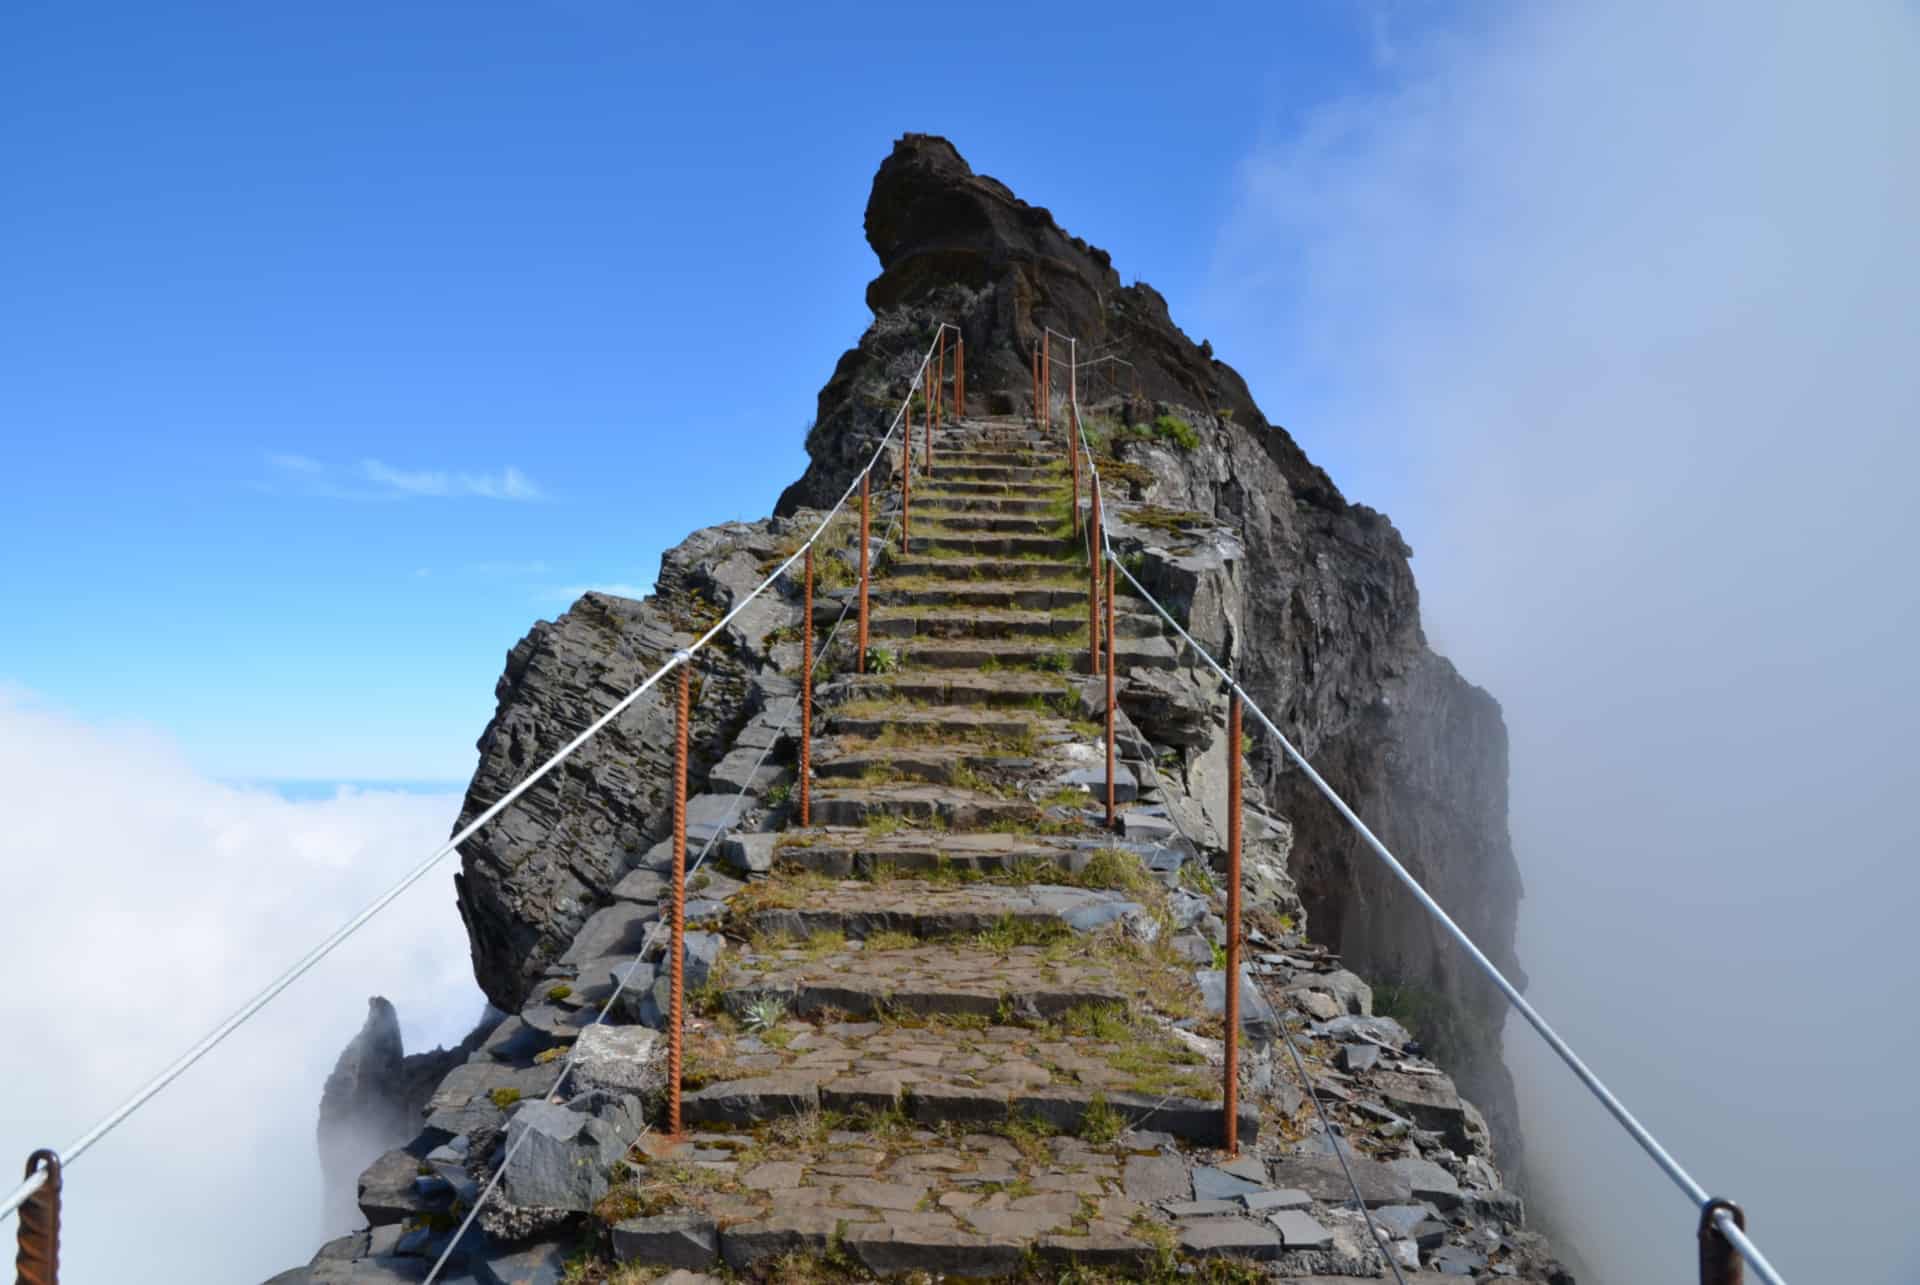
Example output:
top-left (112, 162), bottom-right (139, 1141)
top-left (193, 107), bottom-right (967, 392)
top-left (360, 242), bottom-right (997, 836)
top-left (777, 134), bottom-right (1527, 1166)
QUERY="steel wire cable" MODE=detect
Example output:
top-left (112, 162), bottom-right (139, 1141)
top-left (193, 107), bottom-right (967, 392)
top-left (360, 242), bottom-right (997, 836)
top-left (0, 328), bottom-right (954, 1224)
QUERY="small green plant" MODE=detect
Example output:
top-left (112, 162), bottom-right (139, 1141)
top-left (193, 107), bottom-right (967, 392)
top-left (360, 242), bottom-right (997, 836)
top-left (866, 646), bottom-right (900, 674)
top-left (1034, 650), bottom-right (1070, 673)
top-left (1210, 940), bottom-right (1229, 971)
top-left (534, 1046), bottom-right (567, 1065)
top-left (1079, 1092), bottom-right (1125, 1144)
top-left (488, 1088), bottom-right (522, 1109)
top-left (1151, 413), bottom-right (1199, 450)
top-left (764, 782), bottom-right (791, 806)
top-left (546, 983), bottom-right (573, 1002)
top-left (740, 993), bottom-right (788, 1035)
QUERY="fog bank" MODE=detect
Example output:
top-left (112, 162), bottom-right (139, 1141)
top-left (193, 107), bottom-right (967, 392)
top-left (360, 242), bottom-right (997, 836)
top-left (1219, 3), bottom-right (1920, 1279)
top-left (0, 686), bottom-right (483, 1281)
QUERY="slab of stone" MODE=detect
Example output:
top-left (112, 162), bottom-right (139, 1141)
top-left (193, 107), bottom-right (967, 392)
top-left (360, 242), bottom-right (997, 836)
top-left (1163, 1199), bottom-right (1242, 1218)
top-left (1122, 1153), bottom-right (1192, 1203)
top-left (841, 1220), bottom-right (1026, 1276)
top-left (718, 1210), bottom-right (853, 1269)
top-left (741, 1161), bottom-right (806, 1191)
top-left (570, 1023), bottom-right (666, 1097)
top-left (611, 1213), bottom-right (720, 1269)
top-left (357, 1148), bottom-right (447, 1226)
top-left (1268, 1155), bottom-right (1413, 1208)
top-left (1213, 1154), bottom-right (1267, 1183)
top-left (1370, 1205), bottom-right (1434, 1238)
top-left (1196, 967), bottom-right (1280, 1041)
top-left (1373, 1070), bottom-right (1470, 1149)
top-left (718, 832), bottom-right (777, 874)
top-left (1242, 1188), bottom-right (1311, 1213)
top-left (708, 747), bottom-right (788, 797)
top-left (1267, 1210), bottom-right (1334, 1249)
top-left (683, 1074), bottom-right (821, 1125)
top-left (473, 1241), bottom-right (570, 1285)
top-left (1035, 1228), bottom-right (1153, 1268)
top-left (499, 1101), bottom-right (627, 1212)
top-left (1177, 1219), bottom-right (1281, 1259)
top-left (560, 903), bottom-right (656, 966)
top-left (1388, 1157), bottom-right (1463, 1210)
top-left (1192, 1165), bottom-right (1265, 1202)
top-left (1339, 1043), bottom-right (1381, 1074)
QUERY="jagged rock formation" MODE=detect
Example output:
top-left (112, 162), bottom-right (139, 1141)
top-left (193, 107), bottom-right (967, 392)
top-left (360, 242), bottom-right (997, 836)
top-left (291, 135), bottom-right (1559, 1283)
top-left (781, 133), bottom-right (1526, 1169)
top-left (316, 998), bottom-right (499, 1236)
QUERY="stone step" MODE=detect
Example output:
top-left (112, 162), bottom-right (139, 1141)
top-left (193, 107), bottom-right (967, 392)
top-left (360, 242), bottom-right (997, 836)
top-left (900, 635), bottom-right (1177, 674)
top-left (921, 478), bottom-right (1060, 499)
top-left (858, 606), bottom-right (1083, 641)
top-left (935, 463), bottom-right (1053, 483)
top-left (882, 580), bottom-right (1079, 608)
top-left (824, 704), bottom-right (1049, 741)
top-left (736, 879), bottom-right (1152, 943)
top-left (814, 744), bottom-right (1033, 786)
top-left (769, 829), bottom-right (1084, 878)
top-left (907, 532), bottom-right (1073, 558)
top-left (935, 449), bottom-right (1058, 468)
top-left (888, 555), bottom-right (1082, 581)
top-left (913, 494), bottom-right (1057, 516)
top-left (916, 513), bottom-right (1064, 536)
top-left (841, 670), bottom-right (1076, 708)
top-left (805, 782), bottom-right (1060, 829)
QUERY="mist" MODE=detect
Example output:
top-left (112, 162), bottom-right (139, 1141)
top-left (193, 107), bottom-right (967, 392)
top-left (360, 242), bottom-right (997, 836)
top-left (1218, 3), bottom-right (1920, 1280)
top-left (0, 686), bottom-right (484, 1281)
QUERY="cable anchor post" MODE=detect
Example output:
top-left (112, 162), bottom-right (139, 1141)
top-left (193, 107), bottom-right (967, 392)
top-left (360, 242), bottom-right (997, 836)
top-left (1042, 331), bottom-right (1050, 430)
top-left (1699, 1200), bottom-right (1746, 1285)
top-left (15, 1150), bottom-right (59, 1285)
top-left (1105, 557), bottom-right (1117, 832)
top-left (956, 334), bottom-right (965, 418)
top-left (857, 472), bottom-right (870, 673)
top-left (800, 545), bottom-right (813, 828)
top-left (1224, 693), bottom-right (1243, 1155)
top-left (902, 390), bottom-right (913, 556)
top-left (667, 661), bottom-right (691, 1138)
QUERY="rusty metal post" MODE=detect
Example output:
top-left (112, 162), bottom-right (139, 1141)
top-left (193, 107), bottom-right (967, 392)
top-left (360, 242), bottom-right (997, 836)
top-left (1088, 487), bottom-right (1103, 676)
top-left (857, 472), bottom-right (870, 674)
top-left (1070, 405), bottom-right (1081, 536)
top-left (1225, 695), bottom-right (1243, 1155)
top-left (925, 351), bottom-right (935, 478)
top-left (1105, 558), bottom-right (1117, 832)
top-left (1699, 1201), bottom-right (1746, 1285)
top-left (901, 398), bottom-right (913, 555)
top-left (956, 335), bottom-right (965, 417)
top-left (936, 328), bottom-right (946, 423)
top-left (801, 545), bottom-right (813, 828)
top-left (16, 1150), bottom-right (59, 1285)
top-left (667, 663), bottom-right (689, 1137)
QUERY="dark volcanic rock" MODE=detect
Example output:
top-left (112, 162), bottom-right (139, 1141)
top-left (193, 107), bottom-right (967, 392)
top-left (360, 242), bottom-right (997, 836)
top-left (774, 132), bottom-right (1526, 1168)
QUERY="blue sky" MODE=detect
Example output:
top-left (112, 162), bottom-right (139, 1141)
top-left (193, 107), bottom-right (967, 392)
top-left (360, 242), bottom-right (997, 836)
top-left (1, 0), bottom-right (1411, 780)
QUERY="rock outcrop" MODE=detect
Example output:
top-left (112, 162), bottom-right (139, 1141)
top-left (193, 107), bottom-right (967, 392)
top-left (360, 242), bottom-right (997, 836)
top-left (780, 133), bottom-right (1527, 1168)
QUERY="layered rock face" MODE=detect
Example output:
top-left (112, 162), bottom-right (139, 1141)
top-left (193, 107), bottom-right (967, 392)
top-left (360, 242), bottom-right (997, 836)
top-left (779, 134), bottom-right (1527, 1167)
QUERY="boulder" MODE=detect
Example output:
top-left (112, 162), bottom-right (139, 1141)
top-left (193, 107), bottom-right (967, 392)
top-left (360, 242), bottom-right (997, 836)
top-left (1196, 967), bottom-right (1279, 1042)
top-left (570, 1023), bottom-right (668, 1098)
top-left (613, 1213), bottom-right (721, 1268)
top-left (498, 1100), bottom-right (629, 1212)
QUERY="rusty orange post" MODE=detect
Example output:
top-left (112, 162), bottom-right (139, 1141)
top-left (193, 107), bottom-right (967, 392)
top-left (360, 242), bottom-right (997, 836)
top-left (1225, 694), bottom-right (1243, 1155)
top-left (936, 328), bottom-right (946, 423)
top-left (956, 335), bottom-right (965, 417)
top-left (857, 472), bottom-right (870, 674)
top-left (901, 398), bottom-right (913, 555)
top-left (667, 662), bottom-right (689, 1137)
top-left (1700, 1201), bottom-right (1746, 1285)
top-left (1070, 405), bottom-right (1081, 536)
top-left (1031, 345), bottom-right (1040, 426)
top-left (1105, 558), bottom-right (1117, 832)
top-left (1088, 487), bottom-right (1103, 676)
top-left (801, 545), bottom-right (813, 827)
top-left (925, 352), bottom-right (935, 477)
top-left (16, 1150), bottom-right (59, 1285)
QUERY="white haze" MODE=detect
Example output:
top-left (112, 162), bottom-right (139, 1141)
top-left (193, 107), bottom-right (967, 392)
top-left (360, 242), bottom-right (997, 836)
top-left (1218, 3), bottom-right (1920, 1280)
top-left (0, 686), bottom-right (484, 1282)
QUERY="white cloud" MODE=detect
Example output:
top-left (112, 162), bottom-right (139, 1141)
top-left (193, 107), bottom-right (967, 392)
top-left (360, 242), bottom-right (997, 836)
top-left (0, 689), bottom-right (483, 1281)
top-left (1219, 4), bottom-right (1920, 1281)
top-left (361, 459), bottom-right (546, 501)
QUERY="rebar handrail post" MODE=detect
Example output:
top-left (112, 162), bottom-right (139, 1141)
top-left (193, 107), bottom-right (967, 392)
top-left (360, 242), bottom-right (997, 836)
top-left (666, 663), bottom-right (689, 1137)
top-left (800, 546), bottom-right (814, 827)
top-left (1701, 1201), bottom-right (1746, 1285)
top-left (1042, 332), bottom-right (1051, 429)
top-left (15, 1150), bottom-right (58, 1285)
top-left (956, 335), bottom-right (965, 417)
top-left (1070, 404), bottom-right (1081, 537)
top-left (1224, 695), bottom-right (1243, 1155)
top-left (1031, 346), bottom-right (1040, 426)
top-left (856, 473), bottom-right (870, 674)
top-left (1088, 486), bottom-right (1103, 676)
top-left (901, 401), bottom-right (913, 555)
top-left (936, 328), bottom-right (946, 424)
top-left (1105, 558), bottom-right (1117, 831)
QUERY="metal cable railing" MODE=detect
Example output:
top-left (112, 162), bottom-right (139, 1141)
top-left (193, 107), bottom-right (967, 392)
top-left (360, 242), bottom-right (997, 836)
top-left (0, 322), bottom-right (963, 1248)
top-left (1053, 331), bottom-right (1786, 1285)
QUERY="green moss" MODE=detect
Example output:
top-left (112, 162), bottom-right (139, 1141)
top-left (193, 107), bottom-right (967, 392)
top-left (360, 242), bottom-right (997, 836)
top-left (488, 1087), bottom-right (522, 1109)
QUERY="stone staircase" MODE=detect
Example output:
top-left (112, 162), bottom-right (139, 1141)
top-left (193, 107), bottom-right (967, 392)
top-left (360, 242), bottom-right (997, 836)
top-left (600, 417), bottom-right (1287, 1275)
top-left (307, 415), bottom-right (1552, 1283)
